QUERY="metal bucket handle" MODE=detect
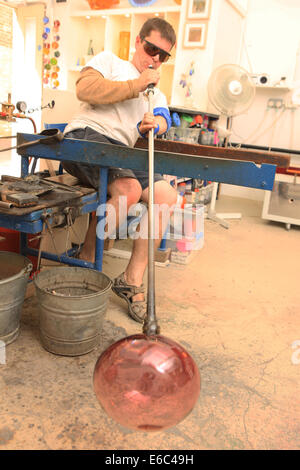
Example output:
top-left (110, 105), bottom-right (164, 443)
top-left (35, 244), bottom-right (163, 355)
top-left (24, 262), bottom-right (33, 275)
top-left (0, 256), bottom-right (33, 283)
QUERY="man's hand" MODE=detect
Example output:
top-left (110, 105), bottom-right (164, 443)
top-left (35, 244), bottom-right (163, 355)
top-left (134, 68), bottom-right (160, 93)
top-left (138, 112), bottom-right (158, 136)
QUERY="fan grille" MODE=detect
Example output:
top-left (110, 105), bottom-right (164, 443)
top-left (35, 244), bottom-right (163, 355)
top-left (208, 64), bottom-right (256, 116)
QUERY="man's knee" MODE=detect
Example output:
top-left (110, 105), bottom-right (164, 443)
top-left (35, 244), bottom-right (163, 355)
top-left (142, 180), bottom-right (178, 207)
top-left (108, 178), bottom-right (142, 207)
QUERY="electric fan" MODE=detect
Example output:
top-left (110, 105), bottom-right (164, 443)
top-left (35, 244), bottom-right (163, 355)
top-left (208, 63), bottom-right (256, 118)
top-left (206, 64), bottom-right (256, 228)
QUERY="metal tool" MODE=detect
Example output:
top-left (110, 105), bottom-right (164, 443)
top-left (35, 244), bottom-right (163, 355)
top-left (0, 128), bottom-right (64, 153)
top-left (143, 67), bottom-right (160, 336)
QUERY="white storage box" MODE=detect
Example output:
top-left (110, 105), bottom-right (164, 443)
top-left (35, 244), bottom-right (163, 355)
top-left (164, 232), bottom-right (204, 253)
top-left (167, 204), bottom-right (204, 240)
top-left (165, 127), bottom-right (200, 144)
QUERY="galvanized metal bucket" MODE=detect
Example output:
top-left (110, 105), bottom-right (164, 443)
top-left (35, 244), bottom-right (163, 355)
top-left (34, 267), bottom-right (112, 356)
top-left (0, 251), bottom-right (33, 345)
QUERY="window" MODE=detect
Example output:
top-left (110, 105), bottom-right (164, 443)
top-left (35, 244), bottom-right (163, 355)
top-left (0, 4), bottom-right (13, 103)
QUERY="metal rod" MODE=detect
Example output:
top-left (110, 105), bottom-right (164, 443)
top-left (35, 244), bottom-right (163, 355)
top-left (143, 79), bottom-right (160, 337)
top-left (37, 219), bottom-right (46, 272)
top-left (230, 142), bottom-right (300, 156)
top-left (0, 201), bottom-right (13, 209)
top-left (95, 167), bottom-right (108, 272)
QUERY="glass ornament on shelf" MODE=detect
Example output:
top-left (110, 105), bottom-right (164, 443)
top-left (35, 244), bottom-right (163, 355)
top-left (86, 0), bottom-right (120, 9)
top-left (87, 39), bottom-right (94, 56)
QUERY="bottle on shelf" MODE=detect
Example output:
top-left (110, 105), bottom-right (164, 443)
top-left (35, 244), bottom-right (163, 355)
top-left (177, 182), bottom-right (186, 196)
top-left (87, 40), bottom-right (94, 56)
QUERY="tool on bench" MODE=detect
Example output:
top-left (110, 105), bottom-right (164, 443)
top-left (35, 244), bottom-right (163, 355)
top-left (0, 128), bottom-right (64, 153)
top-left (0, 175), bottom-right (52, 207)
top-left (0, 174), bottom-right (81, 208)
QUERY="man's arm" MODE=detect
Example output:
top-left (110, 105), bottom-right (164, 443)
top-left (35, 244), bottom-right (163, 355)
top-left (76, 66), bottom-right (160, 106)
top-left (76, 67), bottom-right (140, 105)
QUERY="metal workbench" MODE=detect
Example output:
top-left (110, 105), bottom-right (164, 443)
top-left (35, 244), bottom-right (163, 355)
top-left (0, 132), bottom-right (290, 271)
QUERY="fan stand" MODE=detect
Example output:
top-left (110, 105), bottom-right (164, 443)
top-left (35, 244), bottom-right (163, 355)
top-left (205, 117), bottom-right (242, 229)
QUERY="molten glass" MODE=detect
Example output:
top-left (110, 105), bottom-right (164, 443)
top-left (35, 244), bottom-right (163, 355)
top-left (93, 334), bottom-right (200, 432)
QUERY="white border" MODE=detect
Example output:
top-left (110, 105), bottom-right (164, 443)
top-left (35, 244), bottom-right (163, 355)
top-left (184, 23), bottom-right (206, 48)
top-left (187, 0), bottom-right (211, 19)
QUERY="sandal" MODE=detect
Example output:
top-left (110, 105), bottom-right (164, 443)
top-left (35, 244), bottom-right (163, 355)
top-left (71, 242), bottom-right (83, 258)
top-left (112, 272), bottom-right (147, 324)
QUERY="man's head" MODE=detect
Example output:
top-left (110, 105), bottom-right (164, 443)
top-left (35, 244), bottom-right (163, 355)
top-left (133, 17), bottom-right (176, 72)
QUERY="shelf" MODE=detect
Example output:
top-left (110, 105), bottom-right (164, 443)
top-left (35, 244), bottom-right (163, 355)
top-left (65, 3), bottom-right (180, 100)
top-left (69, 60), bottom-right (175, 72)
top-left (69, 67), bottom-right (82, 72)
top-left (256, 85), bottom-right (291, 91)
top-left (169, 106), bottom-right (219, 120)
top-left (71, 6), bottom-right (181, 18)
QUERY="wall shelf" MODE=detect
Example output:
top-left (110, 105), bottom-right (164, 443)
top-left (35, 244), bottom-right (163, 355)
top-left (169, 106), bottom-right (219, 120)
top-left (66, 5), bottom-right (180, 104)
top-left (69, 67), bottom-right (82, 72)
top-left (255, 85), bottom-right (291, 91)
top-left (71, 6), bottom-right (181, 18)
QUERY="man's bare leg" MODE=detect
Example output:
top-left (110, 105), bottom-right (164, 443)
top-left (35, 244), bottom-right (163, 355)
top-left (79, 177), bottom-right (142, 262)
top-left (124, 180), bottom-right (177, 302)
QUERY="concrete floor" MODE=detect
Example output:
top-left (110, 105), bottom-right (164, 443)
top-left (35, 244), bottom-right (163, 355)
top-left (0, 196), bottom-right (299, 450)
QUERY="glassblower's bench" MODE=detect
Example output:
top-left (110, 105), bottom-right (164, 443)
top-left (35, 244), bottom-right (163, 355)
top-left (0, 133), bottom-right (290, 271)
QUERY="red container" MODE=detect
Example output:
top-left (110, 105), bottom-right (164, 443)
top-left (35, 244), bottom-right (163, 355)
top-left (0, 229), bottom-right (38, 273)
top-left (0, 228), bottom-right (20, 253)
top-left (86, 0), bottom-right (119, 9)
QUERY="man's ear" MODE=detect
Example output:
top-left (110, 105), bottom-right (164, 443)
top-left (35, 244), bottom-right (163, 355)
top-left (135, 35), bottom-right (142, 47)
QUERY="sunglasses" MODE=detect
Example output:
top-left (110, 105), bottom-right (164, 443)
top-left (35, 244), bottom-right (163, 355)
top-left (142, 39), bottom-right (171, 63)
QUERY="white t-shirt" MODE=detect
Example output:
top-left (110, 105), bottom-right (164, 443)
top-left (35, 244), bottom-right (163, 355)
top-left (65, 51), bottom-right (169, 147)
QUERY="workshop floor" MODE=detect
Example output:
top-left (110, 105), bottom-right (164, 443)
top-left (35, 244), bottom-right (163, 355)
top-left (1, 196), bottom-right (299, 450)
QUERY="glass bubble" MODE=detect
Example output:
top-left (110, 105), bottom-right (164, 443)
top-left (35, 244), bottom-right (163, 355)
top-left (93, 334), bottom-right (200, 432)
top-left (51, 72), bottom-right (58, 79)
top-left (50, 58), bottom-right (57, 65)
top-left (43, 16), bottom-right (49, 24)
top-left (52, 41), bottom-right (59, 49)
top-left (42, 32), bottom-right (48, 40)
top-left (54, 51), bottom-right (60, 58)
top-left (53, 80), bottom-right (59, 88)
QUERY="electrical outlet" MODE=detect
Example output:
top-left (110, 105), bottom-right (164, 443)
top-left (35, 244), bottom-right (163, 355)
top-left (285, 103), bottom-right (298, 110)
top-left (267, 98), bottom-right (284, 109)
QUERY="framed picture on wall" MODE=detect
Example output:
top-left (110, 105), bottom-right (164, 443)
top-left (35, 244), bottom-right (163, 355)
top-left (187, 0), bottom-right (211, 19)
top-left (226, 0), bottom-right (248, 17)
top-left (183, 23), bottom-right (207, 48)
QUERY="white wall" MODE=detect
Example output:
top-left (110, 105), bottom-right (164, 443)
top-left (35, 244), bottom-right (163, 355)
top-left (44, 0), bottom-right (300, 201)
top-left (171, 0), bottom-right (222, 110)
top-left (240, 0), bottom-right (300, 84)
top-left (219, 0), bottom-right (300, 200)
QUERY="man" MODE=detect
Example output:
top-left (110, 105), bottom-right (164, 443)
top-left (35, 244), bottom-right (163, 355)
top-left (62, 17), bottom-right (178, 323)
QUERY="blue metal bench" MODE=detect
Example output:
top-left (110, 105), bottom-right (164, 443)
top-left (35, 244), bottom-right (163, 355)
top-left (0, 130), bottom-right (277, 271)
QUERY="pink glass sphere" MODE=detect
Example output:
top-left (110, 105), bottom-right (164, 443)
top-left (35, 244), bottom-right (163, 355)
top-left (93, 334), bottom-right (200, 432)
